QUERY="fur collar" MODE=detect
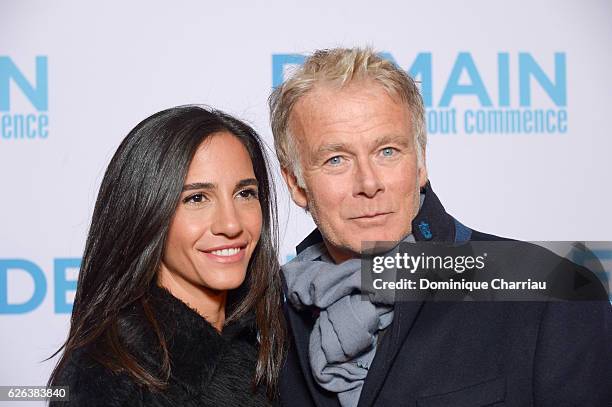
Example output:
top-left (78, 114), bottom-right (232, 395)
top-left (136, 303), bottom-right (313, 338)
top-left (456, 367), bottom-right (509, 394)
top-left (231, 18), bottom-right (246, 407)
top-left (119, 283), bottom-right (258, 390)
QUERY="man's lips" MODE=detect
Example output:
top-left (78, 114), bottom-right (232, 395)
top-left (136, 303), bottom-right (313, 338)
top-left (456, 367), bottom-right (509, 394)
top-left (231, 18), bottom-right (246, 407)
top-left (349, 211), bottom-right (393, 220)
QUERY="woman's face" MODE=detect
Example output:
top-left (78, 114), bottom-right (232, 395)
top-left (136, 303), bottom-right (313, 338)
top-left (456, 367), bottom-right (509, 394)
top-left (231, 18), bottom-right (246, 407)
top-left (159, 132), bottom-right (262, 297)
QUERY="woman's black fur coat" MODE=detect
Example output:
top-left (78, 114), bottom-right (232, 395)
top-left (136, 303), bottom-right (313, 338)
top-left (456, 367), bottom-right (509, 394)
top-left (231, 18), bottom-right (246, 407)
top-left (50, 284), bottom-right (273, 406)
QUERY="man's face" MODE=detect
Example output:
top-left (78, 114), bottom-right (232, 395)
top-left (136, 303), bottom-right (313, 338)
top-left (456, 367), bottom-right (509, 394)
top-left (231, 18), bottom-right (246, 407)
top-left (283, 81), bottom-right (427, 263)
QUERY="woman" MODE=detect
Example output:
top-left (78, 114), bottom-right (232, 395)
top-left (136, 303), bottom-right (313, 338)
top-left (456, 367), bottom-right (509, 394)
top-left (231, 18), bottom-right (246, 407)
top-left (48, 106), bottom-right (286, 406)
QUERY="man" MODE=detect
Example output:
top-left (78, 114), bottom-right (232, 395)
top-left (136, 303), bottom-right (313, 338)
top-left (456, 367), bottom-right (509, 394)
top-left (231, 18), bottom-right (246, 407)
top-left (269, 48), bottom-right (610, 406)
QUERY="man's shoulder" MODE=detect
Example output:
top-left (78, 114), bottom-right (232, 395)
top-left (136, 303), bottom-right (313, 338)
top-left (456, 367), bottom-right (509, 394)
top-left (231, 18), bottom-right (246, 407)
top-left (468, 228), bottom-right (513, 242)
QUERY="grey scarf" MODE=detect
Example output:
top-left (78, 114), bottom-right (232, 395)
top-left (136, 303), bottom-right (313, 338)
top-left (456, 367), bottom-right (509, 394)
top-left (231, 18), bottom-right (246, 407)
top-left (282, 236), bottom-right (414, 407)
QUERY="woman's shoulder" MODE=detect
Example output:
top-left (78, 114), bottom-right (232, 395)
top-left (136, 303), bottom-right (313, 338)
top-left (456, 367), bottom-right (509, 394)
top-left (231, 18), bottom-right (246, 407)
top-left (50, 348), bottom-right (143, 407)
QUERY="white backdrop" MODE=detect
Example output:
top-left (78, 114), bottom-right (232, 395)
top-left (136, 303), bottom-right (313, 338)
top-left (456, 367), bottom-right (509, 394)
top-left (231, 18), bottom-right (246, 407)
top-left (1, 1), bottom-right (611, 404)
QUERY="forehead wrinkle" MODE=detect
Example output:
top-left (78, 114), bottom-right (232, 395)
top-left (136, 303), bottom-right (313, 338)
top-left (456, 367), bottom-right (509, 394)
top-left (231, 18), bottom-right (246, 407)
top-left (292, 84), bottom-right (378, 134)
top-left (299, 94), bottom-right (408, 139)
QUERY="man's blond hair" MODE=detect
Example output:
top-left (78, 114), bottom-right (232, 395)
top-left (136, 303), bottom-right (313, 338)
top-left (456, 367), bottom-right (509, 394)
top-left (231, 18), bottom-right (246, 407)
top-left (268, 47), bottom-right (426, 184)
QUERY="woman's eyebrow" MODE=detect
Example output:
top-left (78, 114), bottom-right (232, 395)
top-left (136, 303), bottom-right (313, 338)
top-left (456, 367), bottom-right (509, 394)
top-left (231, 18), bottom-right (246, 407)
top-left (182, 182), bottom-right (215, 192)
top-left (235, 178), bottom-right (259, 189)
top-left (182, 179), bottom-right (258, 192)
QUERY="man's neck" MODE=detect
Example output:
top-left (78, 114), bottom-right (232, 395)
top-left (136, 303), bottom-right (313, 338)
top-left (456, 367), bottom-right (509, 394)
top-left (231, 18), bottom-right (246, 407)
top-left (323, 241), bottom-right (357, 264)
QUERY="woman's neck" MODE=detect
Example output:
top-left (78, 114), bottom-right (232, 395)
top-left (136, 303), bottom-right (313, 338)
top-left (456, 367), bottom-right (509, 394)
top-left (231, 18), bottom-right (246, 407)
top-left (157, 269), bottom-right (227, 331)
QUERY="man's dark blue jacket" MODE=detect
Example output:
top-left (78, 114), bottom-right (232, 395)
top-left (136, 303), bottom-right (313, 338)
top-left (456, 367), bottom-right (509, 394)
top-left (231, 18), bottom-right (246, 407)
top-left (279, 182), bottom-right (611, 406)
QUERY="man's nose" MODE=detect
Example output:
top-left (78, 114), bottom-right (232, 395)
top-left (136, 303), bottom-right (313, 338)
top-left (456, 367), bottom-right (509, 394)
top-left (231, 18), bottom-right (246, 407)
top-left (210, 199), bottom-right (243, 238)
top-left (353, 158), bottom-right (384, 198)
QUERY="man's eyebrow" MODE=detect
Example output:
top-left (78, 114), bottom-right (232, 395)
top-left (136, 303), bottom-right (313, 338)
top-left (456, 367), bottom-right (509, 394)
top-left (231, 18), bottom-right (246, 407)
top-left (235, 178), bottom-right (259, 189)
top-left (314, 142), bottom-right (351, 156)
top-left (182, 182), bottom-right (215, 192)
top-left (372, 134), bottom-right (413, 148)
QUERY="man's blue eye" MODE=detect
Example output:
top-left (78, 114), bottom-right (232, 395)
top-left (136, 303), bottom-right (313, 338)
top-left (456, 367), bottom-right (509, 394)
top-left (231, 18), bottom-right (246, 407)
top-left (327, 156), bottom-right (342, 165)
top-left (382, 147), bottom-right (395, 157)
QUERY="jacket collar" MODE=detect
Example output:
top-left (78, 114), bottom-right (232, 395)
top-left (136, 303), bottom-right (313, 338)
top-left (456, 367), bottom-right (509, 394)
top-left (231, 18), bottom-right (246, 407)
top-left (287, 181), bottom-right (457, 407)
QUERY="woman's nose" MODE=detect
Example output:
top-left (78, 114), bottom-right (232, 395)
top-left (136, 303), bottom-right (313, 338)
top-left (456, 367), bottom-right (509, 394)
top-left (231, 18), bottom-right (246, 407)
top-left (210, 200), bottom-right (243, 238)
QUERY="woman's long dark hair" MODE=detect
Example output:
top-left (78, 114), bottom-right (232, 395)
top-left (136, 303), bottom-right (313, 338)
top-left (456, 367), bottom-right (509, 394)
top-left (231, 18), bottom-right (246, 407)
top-left (48, 105), bottom-right (286, 397)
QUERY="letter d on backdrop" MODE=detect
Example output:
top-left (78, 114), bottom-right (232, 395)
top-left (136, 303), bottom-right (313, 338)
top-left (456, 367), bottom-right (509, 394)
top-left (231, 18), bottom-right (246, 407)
top-left (0, 259), bottom-right (46, 313)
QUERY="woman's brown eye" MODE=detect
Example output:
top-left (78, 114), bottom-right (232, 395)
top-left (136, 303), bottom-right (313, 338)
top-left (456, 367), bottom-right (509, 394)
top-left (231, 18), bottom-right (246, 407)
top-left (184, 193), bottom-right (205, 204)
top-left (238, 189), bottom-right (259, 199)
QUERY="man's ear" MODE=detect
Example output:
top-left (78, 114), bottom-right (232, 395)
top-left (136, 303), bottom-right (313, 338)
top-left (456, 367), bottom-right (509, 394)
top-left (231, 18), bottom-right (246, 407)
top-left (418, 147), bottom-right (428, 188)
top-left (281, 167), bottom-right (308, 209)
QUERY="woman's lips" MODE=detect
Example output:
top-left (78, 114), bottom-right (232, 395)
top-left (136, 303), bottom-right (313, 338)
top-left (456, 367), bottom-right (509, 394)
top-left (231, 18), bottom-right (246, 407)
top-left (201, 244), bottom-right (247, 264)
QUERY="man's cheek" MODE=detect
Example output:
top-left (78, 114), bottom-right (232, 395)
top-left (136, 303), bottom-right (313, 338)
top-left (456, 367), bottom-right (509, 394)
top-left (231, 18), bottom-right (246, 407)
top-left (390, 173), bottom-right (418, 193)
top-left (312, 184), bottom-right (343, 206)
